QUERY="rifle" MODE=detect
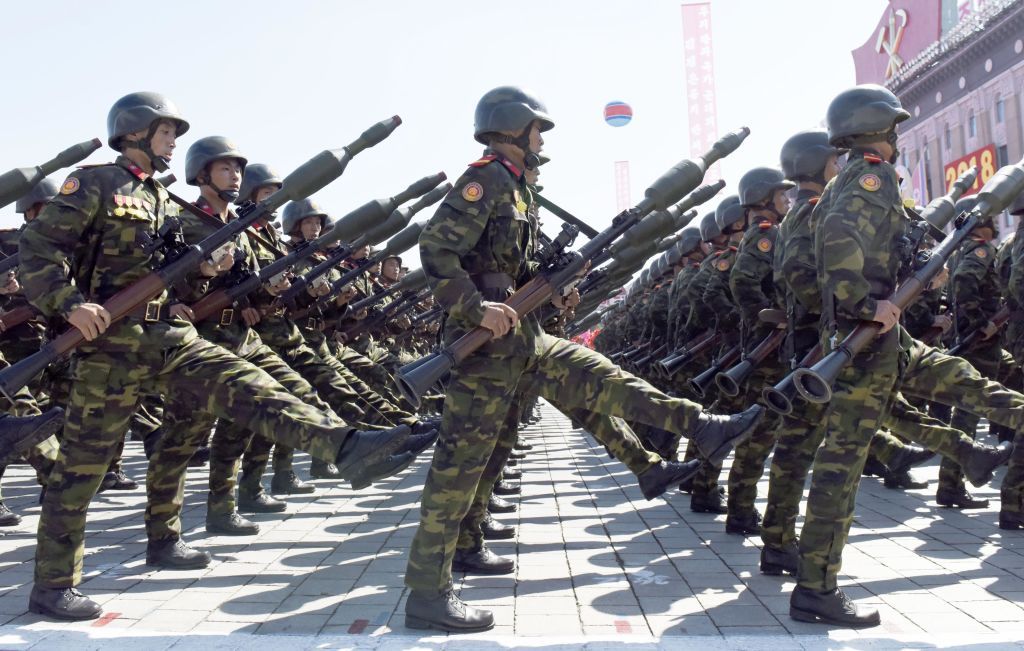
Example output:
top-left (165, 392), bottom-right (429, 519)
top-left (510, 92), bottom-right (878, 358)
top-left (0, 116), bottom-right (403, 400)
top-left (790, 160), bottom-right (1024, 405)
top-left (947, 305), bottom-right (1011, 356)
top-left (657, 330), bottom-right (720, 377)
top-left (689, 344), bottom-right (741, 400)
top-left (715, 328), bottom-right (786, 397)
top-left (761, 343), bottom-right (823, 415)
top-left (396, 128), bottom-right (749, 407)
top-left (346, 268), bottom-right (427, 313)
top-left (0, 138), bottom-right (102, 209)
top-left (337, 286), bottom-right (429, 342)
top-left (281, 182), bottom-right (449, 305)
top-left (186, 174), bottom-right (442, 324)
top-left (534, 193), bottom-right (599, 238)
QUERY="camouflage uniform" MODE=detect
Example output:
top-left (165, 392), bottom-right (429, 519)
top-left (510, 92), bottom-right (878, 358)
top-left (406, 152), bottom-right (711, 594)
top-left (20, 158), bottom-right (356, 588)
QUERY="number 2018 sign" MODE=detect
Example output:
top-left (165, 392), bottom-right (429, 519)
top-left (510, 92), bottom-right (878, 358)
top-left (944, 144), bottom-right (997, 197)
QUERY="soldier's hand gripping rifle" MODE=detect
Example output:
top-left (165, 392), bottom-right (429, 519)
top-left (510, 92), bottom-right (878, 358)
top-left (396, 127), bottom-right (749, 407)
top-left (0, 138), bottom-right (102, 209)
top-left (337, 284), bottom-right (430, 342)
top-left (790, 160), bottom-right (1024, 405)
top-left (186, 173), bottom-right (443, 323)
top-left (947, 304), bottom-right (1011, 356)
top-left (280, 182), bottom-right (450, 306)
top-left (345, 268), bottom-right (427, 314)
top-left (0, 116), bottom-right (403, 400)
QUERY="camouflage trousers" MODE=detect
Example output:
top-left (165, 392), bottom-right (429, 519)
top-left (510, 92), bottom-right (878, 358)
top-left (35, 335), bottom-right (349, 588)
top-left (0, 352), bottom-right (59, 498)
top-left (942, 343), bottom-right (1020, 492)
top-left (799, 334), bottom-right (1024, 591)
top-left (407, 333), bottom-right (707, 593)
top-left (146, 340), bottom-right (345, 537)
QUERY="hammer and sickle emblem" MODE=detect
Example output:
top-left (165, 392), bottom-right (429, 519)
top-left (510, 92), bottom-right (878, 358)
top-left (875, 8), bottom-right (908, 79)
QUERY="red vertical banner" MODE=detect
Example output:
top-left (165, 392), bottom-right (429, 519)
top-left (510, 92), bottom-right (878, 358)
top-left (681, 1), bottom-right (720, 181)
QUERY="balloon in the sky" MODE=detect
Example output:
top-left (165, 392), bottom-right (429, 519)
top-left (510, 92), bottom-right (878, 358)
top-left (603, 101), bottom-right (633, 127)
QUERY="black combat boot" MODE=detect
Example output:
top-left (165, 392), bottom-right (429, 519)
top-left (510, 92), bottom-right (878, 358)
top-left (690, 489), bottom-right (727, 514)
top-left (0, 407), bottom-right (64, 465)
top-left (508, 450), bottom-right (527, 460)
top-left (962, 441), bottom-right (1012, 487)
top-left (405, 589), bottom-right (494, 632)
top-left (452, 545), bottom-right (515, 575)
top-left (481, 513), bottom-right (516, 540)
top-left (0, 500), bottom-right (21, 526)
top-left (101, 470), bottom-right (138, 491)
top-left (642, 427), bottom-right (678, 458)
top-left (146, 539), bottom-right (211, 569)
top-left (514, 438), bottom-right (533, 451)
top-left (693, 405), bottom-right (764, 466)
top-left (885, 445), bottom-right (934, 476)
top-left (493, 479), bottom-right (520, 496)
top-left (999, 510), bottom-right (1024, 530)
top-left (760, 543), bottom-right (799, 576)
top-left (861, 456), bottom-right (887, 477)
top-left (238, 486), bottom-right (287, 513)
top-left (335, 424), bottom-right (436, 480)
top-left (488, 495), bottom-right (517, 514)
top-left (271, 470), bottom-right (315, 495)
top-left (883, 470), bottom-right (928, 490)
top-left (790, 586), bottom-right (880, 627)
top-left (29, 586), bottom-right (102, 621)
top-left (502, 466), bottom-right (522, 480)
top-left (206, 511), bottom-right (260, 535)
top-left (638, 459), bottom-right (702, 500)
top-left (310, 459), bottom-right (342, 479)
top-left (936, 486), bottom-right (989, 509)
top-left (725, 510), bottom-right (762, 536)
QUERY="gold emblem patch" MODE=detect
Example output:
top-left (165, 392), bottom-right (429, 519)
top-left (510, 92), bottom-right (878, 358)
top-left (716, 259), bottom-right (730, 271)
top-left (462, 182), bottom-right (483, 202)
top-left (60, 178), bottom-right (80, 195)
top-left (757, 238), bottom-right (772, 253)
top-left (859, 174), bottom-right (881, 192)
top-left (975, 247), bottom-right (988, 259)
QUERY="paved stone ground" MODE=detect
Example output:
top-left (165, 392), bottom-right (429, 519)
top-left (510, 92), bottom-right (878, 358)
top-left (1, 401), bottom-right (1024, 649)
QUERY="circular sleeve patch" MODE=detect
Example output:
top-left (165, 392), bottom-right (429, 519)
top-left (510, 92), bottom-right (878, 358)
top-left (60, 177), bottom-right (80, 195)
top-left (716, 259), bottom-right (730, 271)
top-left (461, 182), bottom-right (483, 202)
top-left (858, 174), bottom-right (881, 192)
top-left (757, 238), bottom-right (773, 253)
top-left (975, 248), bottom-right (988, 259)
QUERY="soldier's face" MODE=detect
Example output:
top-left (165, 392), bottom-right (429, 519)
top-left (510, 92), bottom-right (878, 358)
top-left (150, 121), bottom-right (178, 159)
top-left (300, 216), bottom-right (322, 241)
top-left (25, 203), bottom-right (44, 222)
top-left (382, 259), bottom-right (400, 281)
top-left (528, 122), bottom-right (543, 154)
top-left (772, 189), bottom-right (791, 215)
top-left (824, 155), bottom-right (840, 182)
top-left (255, 185), bottom-right (279, 202)
top-left (209, 159), bottom-right (242, 192)
top-left (352, 245), bottom-right (370, 260)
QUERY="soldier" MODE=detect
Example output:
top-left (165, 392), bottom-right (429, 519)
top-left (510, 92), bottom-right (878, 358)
top-left (18, 92), bottom-right (435, 620)
top-left (404, 86), bottom-right (762, 633)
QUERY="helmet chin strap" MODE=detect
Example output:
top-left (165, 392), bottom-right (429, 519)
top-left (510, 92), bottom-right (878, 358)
top-left (491, 128), bottom-right (542, 170)
top-left (885, 130), bottom-right (900, 164)
top-left (122, 122), bottom-right (170, 172)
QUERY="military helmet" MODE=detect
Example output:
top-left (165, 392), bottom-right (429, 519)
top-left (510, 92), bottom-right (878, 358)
top-left (106, 91), bottom-right (189, 150)
top-left (638, 268), bottom-right (651, 288)
top-left (662, 244), bottom-right (683, 268)
top-left (738, 168), bottom-right (794, 207)
top-left (826, 84), bottom-right (910, 146)
top-left (474, 86), bottom-right (555, 144)
top-left (780, 130), bottom-right (842, 181)
top-left (15, 177), bottom-right (60, 214)
top-left (237, 163), bottom-right (283, 204)
top-left (185, 136), bottom-right (248, 186)
top-left (713, 195), bottom-right (740, 225)
top-left (699, 211), bottom-right (721, 241)
top-left (717, 202), bottom-right (747, 232)
top-left (282, 198), bottom-right (329, 236)
top-left (675, 226), bottom-right (703, 256)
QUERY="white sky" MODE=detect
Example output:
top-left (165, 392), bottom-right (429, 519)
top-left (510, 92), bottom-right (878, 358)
top-left (0, 0), bottom-right (887, 272)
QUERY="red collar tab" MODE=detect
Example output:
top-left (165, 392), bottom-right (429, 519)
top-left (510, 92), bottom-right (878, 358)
top-left (863, 153), bottom-right (883, 164)
top-left (808, 197), bottom-right (820, 205)
top-left (727, 245), bottom-right (738, 252)
top-left (758, 220), bottom-right (773, 229)
top-left (124, 161), bottom-right (150, 181)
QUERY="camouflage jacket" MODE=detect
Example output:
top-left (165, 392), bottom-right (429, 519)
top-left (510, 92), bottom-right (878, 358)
top-left (730, 216), bottom-right (780, 337)
top-left (901, 286), bottom-right (944, 340)
top-left (0, 227), bottom-right (47, 360)
top-left (421, 151), bottom-right (541, 357)
top-left (775, 190), bottom-right (821, 358)
top-left (701, 245), bottom-right (739, 331)
top-left (666, 261), bottom-right (701, 347)
top-left (680, 251), bottom-right (725, 342)
top-left (246, 223), bottom-right (308, 350)
top-left (178, 196), bottom-right (262, 356)
top-left (646, 280), bottom-right (672, 343)
top-left (19, 156), bottom-right (195, 353)
top-left (815, 149), bottom-right (909, 351)
top-left (951, 236), bottom-right (1000, 336)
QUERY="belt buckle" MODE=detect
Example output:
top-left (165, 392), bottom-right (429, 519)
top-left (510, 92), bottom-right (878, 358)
top-left (144, 301), bottom-right (161, 323)
top-left (306, 317), bottom-right (318, 331)
top-left (220, 308), bottom-right (235, 326)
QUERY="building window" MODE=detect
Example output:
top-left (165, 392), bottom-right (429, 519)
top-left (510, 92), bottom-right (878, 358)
top-left (944, 124), bottom-right (951, 149)
top-left (998, 144), bottom-right (1009, 167)
top-left (995, 97), bottom-right (1005, 123)
top-left (968, 111), bottom-right (977, 138)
